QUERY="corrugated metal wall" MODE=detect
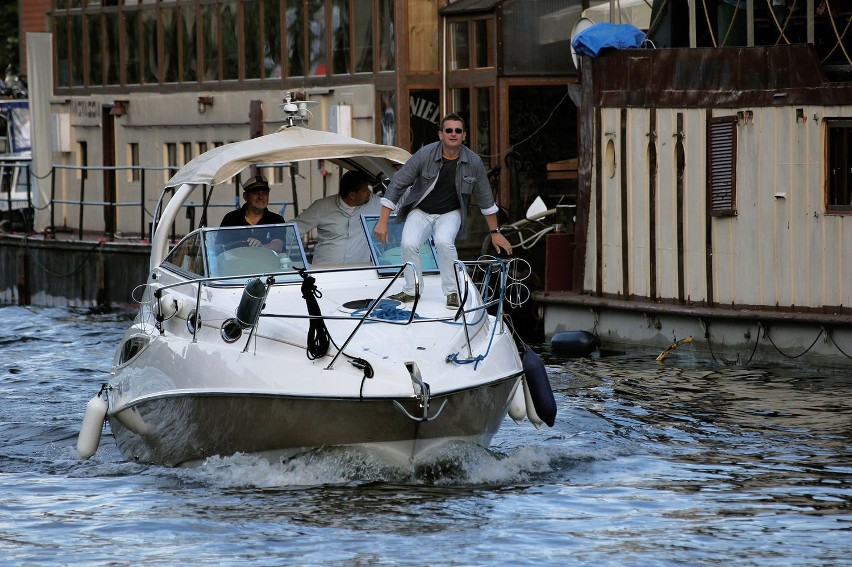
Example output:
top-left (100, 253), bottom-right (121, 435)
top-left (586, 104), bottom-right (852, 311)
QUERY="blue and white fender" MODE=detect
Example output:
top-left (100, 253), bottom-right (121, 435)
top-left (521, 346), bottom-right (556, 428)
top-left (77, 390), bottom-right (107, 460)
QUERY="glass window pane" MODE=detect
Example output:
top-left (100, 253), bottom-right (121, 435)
top-left (162, 7), bottom-right (178, 83)
top-left (450, 88), bottom-right (470, 130)
top-left (379, 0), bottom-right (394, 71)
top-left (105, 12), bottom-right (119, 84)
top-left (474, 19), bottom-right (492, 68)
top-left (244, 0), bottom-right (261, 79)
top-left (88, 14), bottom-right (102, 85)
top-left (380, 90), bottom-right (396, 146)
top-left (202, 4), bottom-right (218, 80)
top-left (181, 5), bottom-right (198, 82)
top-left (450, 21), bottom-right (468, 70)
top-left (263, 0), bottom-right (282, 78)
top-left (353, 0), bottom-right (372, 73)
top-left (331, 0), bottom-right (349, 75)
top-left (124, 11), bottom-right (140, 84)
top-left (141, 8), bottom-right (158, 84)
top-left (71, 15), bottom-right (84, 86)
top-left (476, 87), bottom-right (491, 168)
top-left (221, 2), bottom-right (238, 80)
top-left (308, 0), bottom-right (326, 76)
top-left (286, 1), bottom-right (304, 77)
top-left (55, 16), bottom-right (70, 87)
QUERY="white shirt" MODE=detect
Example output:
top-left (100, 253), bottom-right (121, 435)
top-left (295, 193), bottom-right (381, 265)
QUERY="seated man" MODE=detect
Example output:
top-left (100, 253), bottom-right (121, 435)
top-left (220, 174), bottom-right (285, 251)
top-left (295, 170), bottom-right (381, 264)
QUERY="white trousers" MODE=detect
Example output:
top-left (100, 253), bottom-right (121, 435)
top-left (400, 208), bottom-right (462, 296)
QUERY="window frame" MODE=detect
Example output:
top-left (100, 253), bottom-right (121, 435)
top-left (825, 118), bottom-right (852, 214)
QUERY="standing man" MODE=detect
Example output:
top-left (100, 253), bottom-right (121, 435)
top-left (374, 113), bottom-right (512, 308)
top-left (220, 174), bottom-right (285, 251)
top-left (295, 170), bottom-right (381, 265)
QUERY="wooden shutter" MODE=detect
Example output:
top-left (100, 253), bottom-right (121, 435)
top-left (707, 116), bottom-right (737, 216)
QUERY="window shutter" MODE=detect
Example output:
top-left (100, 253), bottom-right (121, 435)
top-left (707, 117), bottom-right (737, 216)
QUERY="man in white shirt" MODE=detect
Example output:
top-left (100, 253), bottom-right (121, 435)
top-left (295, 170), bottom-right (381, 265)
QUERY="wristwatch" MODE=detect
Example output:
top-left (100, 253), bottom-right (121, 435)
top-left (490, 228), bottom-right (501, 234)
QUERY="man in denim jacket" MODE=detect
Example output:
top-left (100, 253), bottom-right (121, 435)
top-left (374, 113), bottom-right (512, 308)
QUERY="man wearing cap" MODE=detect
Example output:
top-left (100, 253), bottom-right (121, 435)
top-left (220, 174), bottom-right (285, 250)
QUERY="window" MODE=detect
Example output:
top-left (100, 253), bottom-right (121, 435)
top-left (54, 0), bottom-right (399, 90)
top-left (141, 7), bottom-right (158, 84)
top-left (124, 10), bottom-right (140, 84)
top-left (826, 119), bottom-right (852, 213)
top-left (707, 116), bottom-right (737, 216)
top-left (181, 4), bottom-right (199, 82)
top-left (308, 0), bottom-right (327, 76)
top-left (263, 0), bottom-right (282, 78)
top-left (128, 143), bottom-right (140, 182)
top-left (353, 0), bottom-right (373, 73)
top-left (221, 2), bottom-right (239, 80)
top-left (379, 90), bottom-right (396, 146)
top-left (332, 0), bottom-right (351, 74)
top-left (165, 143), bottom-right (178, 182)
top-left (88, 13), bottom-right (103, 86)
top-left (244, 0), bottom-right (262, 79)
top-left (287, 1), bottom-right (305, 76)
top-left (78, 141), bottom-right (88, 181)
top-left (104, 11), bottom-right (120, 84)
top-left (164, 232), bottom-right (205, 276)
top-left (162, 6), bottom-right (178, 83)
top-left (182, 143), bottom-right (193, 165)
top-left (474, 18), bottom-right (493, 69)
top-left (378, 0), bottom-right (394, 71)
top-left (202, 3), bottom-right (219, 80)
top-left (449, 21), bottom-right (469, 70)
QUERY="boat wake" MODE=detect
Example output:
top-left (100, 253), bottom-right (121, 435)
top-left (177, 441), bottom-right (586, 488)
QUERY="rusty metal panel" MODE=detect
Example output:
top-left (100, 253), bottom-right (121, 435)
top-left (591, 45), bottom-right (852, 108)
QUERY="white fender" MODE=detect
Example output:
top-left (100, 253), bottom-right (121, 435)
top-left (156, 292), bottom-right (183, 320)
top-left (77, 393), bottom-right (107, 459)
top-left (508, 378), bottom-right (527, 424)
top-left (522, 376), bottom-right (545, 430)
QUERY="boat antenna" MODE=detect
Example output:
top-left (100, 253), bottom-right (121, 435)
top-left (281, 91), bottom-right (317, 128)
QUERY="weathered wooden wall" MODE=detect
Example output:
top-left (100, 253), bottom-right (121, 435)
top-left (0, 235), bottom-right (150, 308)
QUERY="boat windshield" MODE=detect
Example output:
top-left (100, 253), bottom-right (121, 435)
top-left (202, 223), bottom-right (307, 281)
top-left (360, 214), bottom-right (439, 277)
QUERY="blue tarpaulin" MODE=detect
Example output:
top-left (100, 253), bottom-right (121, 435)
top-left (571, 23), bottom-right (646, 58)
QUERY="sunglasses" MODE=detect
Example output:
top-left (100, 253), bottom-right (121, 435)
top-left (443, 128), bottom-right (464, 134)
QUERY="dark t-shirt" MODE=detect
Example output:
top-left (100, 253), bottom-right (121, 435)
top-left (417, 157), bottom-right (460, 215)
top-left (219, 205), bottom-right (285, 248)
top-left (221, 205), bottom-right (284, 227)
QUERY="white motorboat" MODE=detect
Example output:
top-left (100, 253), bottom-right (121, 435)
top-left (77, 117), bottom-right (555, 467)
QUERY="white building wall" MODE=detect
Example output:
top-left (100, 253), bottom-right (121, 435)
top-left (585, 103), bottom-right (852, 311)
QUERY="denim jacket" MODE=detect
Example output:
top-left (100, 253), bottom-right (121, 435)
top-left (381, 141), bottom-right (498, 238)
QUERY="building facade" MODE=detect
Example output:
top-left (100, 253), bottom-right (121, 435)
top-left (20, 0), bottom-right (581, 238)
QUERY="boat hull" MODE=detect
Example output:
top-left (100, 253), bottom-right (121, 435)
top-left (107, 376), bottom-right (520, 466)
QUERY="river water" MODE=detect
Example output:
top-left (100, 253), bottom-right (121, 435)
top-left (0, 306), bottom-right (850, 566)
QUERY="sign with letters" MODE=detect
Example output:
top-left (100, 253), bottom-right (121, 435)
top-left (70, 99), bottom-right (101, 126)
